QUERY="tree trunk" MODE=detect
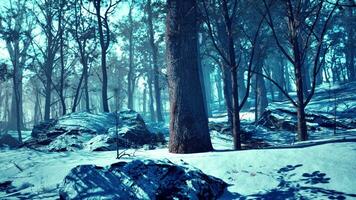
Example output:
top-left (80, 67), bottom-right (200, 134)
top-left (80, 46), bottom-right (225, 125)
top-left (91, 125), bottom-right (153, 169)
top-left (222, 64), bottom-right (233, 124)
top-left (127, 5), bottom-right (134, 110)
top-left (147, 0), bottom-right (164, 122)
top-left (148, 69), bottom-right (156, 121)
top-left (215, 73), bottom-right (223, 110)
top-left (95, 1), bottom-right (109, 112)
top-left (12, 53), bottom-right (22, 142)
top-left (255, 58), bottom-right (268, 121)
top-left (58, 5), bottom-right (66, 116)
top-left (288, 2), bottom-right (308, 141)
top-left (222, 0), bottom-right (241, 150)
top-left (9, 66), bottom-right (23, 130)
top-left (346, 1), bottom-right (355, 81)
top-left (202, 63), bottom-right (212, 117)
top-left (166, 0), bottom-right (213, 153)
top-left (44, 60), bottom-right (53, 121)
top-left (143, 86), bottom-right (147, 116)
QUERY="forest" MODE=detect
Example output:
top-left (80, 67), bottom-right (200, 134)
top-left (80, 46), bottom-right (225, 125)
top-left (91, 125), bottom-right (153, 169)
top-left (0, 0), bottom-right (355, 199)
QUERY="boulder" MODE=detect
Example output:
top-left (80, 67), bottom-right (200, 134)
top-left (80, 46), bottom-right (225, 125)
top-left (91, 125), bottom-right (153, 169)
top-left (27, 110), bottom-right (163, 151)
top-left (0, 133), bottom-right (21, 148)
top-left (59, 159), bottom-right (227, 200)
top-left (257, 108), bottom-right (354, 131)
top-left (209, 121), bottom-right (270, 149)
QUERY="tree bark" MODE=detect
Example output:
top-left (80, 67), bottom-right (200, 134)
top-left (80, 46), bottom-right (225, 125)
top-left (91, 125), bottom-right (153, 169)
top-left (166, 0), bottom-right (213, 153)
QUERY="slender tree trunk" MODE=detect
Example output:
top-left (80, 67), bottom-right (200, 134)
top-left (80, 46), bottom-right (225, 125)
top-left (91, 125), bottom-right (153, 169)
top-left (215, 73), bottom-right (223, 110)
top-left (166, 0), bottom-right (213, 153)
top-left (346, 1), bottom-right (355, 81)
top-left (148, 69), bottom-right (155, 121)
top-left (12, 48), bottom-right (22, 142)
top-left (222, 64), bottom-right (233, 124)
top-left (44, 60), bottom-right (53, 121)
top-left (9, 66), bottom-right (23, 130)
top-left (202, 64), bottom-right (212, 117)
top-left (34, 88), bottom-right (41, 125)
top-left (143, 86), bottom-right (147, 116)
top-left (255, 57), bottom-right (268, 120)
top-left (222, 0), bottom-right (241, 150)
top-left (58, 4), bottom-right (66, 116)
top-left (147, 0), bottom-right (164, 121)
top-left (95, 1), bottom-right (109, 112)
top-left (288, 5), bottom-right (308, 140)
top-left (127, 5), bottom-right (134, 110)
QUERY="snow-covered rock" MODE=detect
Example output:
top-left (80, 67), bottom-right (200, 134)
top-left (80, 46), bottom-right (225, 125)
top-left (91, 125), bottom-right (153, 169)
top-left (26, 110), bottom-right (163, 151)
top-left (59, 159), bottom-right (227, 200)
top-left (257, 108), bottom-right (355, 132)
top-left (256, 82), bottom-right (356, 133)
top-left (0, 133), bottom-right (21, 149)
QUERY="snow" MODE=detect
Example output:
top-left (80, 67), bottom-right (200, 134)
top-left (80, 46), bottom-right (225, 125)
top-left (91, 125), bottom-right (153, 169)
top-left (1, 83), bottom-right (355, 199)
top-left (1, 139), bottom-right (355, 199)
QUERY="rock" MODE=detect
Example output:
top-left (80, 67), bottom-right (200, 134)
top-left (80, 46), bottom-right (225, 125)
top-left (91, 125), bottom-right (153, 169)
top-left (31, 119), bottom-right (58, 138)
top-left (59, 159), bottom-right (227, 200)
top-left (0, 133), bottom-right (21, 148)
top-left (257, 108), bottom-right (354, 132)
top-left (209, 121), bottom-right (231, 135)
top-left (27, 110), bottom-right (163, 151)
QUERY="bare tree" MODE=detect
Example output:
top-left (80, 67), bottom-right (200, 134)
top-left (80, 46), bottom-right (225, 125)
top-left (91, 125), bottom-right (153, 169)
top-left (202, 0), bottom-right (265, 149)
top-left (0, 0), bottom-right (33, 140)
top-left (82, 0), bottom-right (121, 112)
top-left (261, 0), bottom-right (339, 141)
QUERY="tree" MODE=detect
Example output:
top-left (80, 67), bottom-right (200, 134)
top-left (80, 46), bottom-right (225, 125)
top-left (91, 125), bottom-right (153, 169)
top-left (82, 0), bottom-right (120, 112)
top-left (127, 1), bottom-right (135, 110)
top-left (31, 0), bottom-right (62, 121)
top-left (166, 0), bottom-right (213, 153)
top-left (69, 0), bottom-right (97, 112)
top-left (262, 0), bottom-right (339, 141)
top-left (146, 0), bottom-right (164, 122)
top-left (0, 0), bottom-right (33, 138)
top-left (202, 0), bottom-right (265, 149)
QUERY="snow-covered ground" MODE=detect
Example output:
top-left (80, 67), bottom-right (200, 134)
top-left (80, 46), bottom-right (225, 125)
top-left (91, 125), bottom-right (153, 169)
top-left (1, 82), bottom-right (355, 199)
top-left (1, 139), bottom-right (355, 199)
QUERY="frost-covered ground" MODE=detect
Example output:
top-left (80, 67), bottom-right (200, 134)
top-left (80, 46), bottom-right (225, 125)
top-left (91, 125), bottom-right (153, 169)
top-left (1, 138), bottom-right (356, 199)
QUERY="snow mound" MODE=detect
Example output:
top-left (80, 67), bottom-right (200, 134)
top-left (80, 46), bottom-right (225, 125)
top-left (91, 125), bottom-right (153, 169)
top-left (59, 159), bottom-right (227, 200)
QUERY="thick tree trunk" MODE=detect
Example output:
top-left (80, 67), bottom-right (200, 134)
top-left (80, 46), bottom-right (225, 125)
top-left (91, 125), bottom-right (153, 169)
top-left (166, 0), bottom-right (213, 153)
